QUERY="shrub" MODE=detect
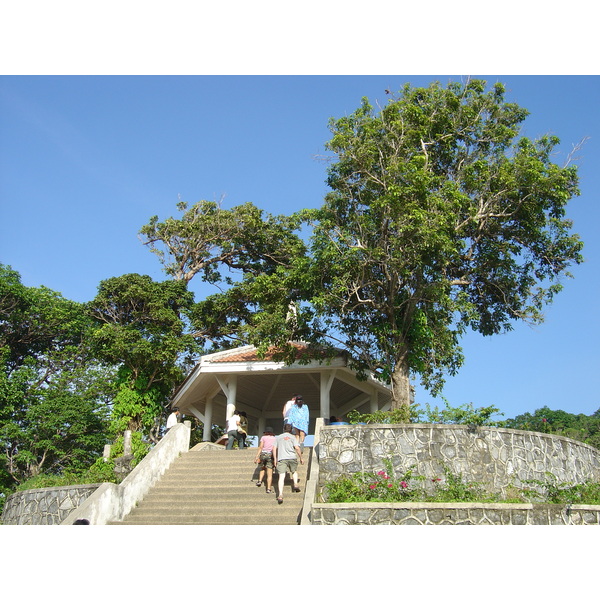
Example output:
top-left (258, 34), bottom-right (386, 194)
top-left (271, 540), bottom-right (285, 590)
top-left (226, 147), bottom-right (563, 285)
top-left (323, 459), bottom-right (425, 502)
top-left (324, 464), bottom-right (600, 505)
top-left (520, 474), bottom-right (600, 505)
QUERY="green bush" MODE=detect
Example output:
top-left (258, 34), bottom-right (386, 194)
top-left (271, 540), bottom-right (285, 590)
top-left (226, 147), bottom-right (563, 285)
top-left (323, 462), bottom-right (600, 505)
top-left (346, 406), bottom-right (421, 424)
top-left (323, 459), bottom-right (425, 503)
top-left (520, 474), bottom-right (600, 505)
top-left (421, 400), bottom-right (504, 426)
top-left (14, 462), bottom-right (120, 492)
top-left (345, 400), bottom-right (504, 427)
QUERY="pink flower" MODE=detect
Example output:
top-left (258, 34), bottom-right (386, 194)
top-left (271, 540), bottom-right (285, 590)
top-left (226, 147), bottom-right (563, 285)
top-left (432, 478), bottom-right (441, 483)
top-left (369, 484), bottom-right (377, 490)
top-left (400, 481), bottom-right (408, 489)
top-left (382, 473), bottom-right (390, 480)
top-left (388, 483), bottom-right (393, 488)
top-left (377, 471), bottom-right (386, 476)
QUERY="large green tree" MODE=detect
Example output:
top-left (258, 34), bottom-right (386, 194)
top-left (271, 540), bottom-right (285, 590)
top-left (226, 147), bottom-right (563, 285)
top-left (139, 199), bottom-right (313, 360)
top-left (139, 200), bottom-right (306, 284)
top-left (87, 273), bottom-right (199, 439)
top-left (306, 79), bottom-right (583, 407)
top-left (138, 80), bottom-right (584, 410)
top-left (0, 265), bottom-right (112, 494)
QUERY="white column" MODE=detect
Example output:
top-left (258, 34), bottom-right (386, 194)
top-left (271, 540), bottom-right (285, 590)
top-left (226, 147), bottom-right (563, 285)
top-left (370, 392), bottom-right (378, 413)
top-left (320, 371), bottom-right (336, 420)
top-left (203, 396), bottom-right (213, 442)
top-left (217, 375), bottom-right (238, 419)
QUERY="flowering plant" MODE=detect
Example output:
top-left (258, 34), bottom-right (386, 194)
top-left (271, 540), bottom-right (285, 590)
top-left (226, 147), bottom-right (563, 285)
top-left (324, 459), bottom-right (425, 502)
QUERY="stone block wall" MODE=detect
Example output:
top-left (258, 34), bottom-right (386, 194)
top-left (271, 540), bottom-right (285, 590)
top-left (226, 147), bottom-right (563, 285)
top-left (317, 424), bottom-right (600, 498)
top-left (310, 502), bottom-right (600, 525)
top-left (2, 484), bottom-right (101, 525)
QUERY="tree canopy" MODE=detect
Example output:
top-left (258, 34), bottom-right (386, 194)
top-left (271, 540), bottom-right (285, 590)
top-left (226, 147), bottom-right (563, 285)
top-left (0, 264), bottom-right (111, 494)
top-left (87, 273), bottom-right (199, 438)
top-left (138, 80), bottom-right (584, 410)
top-left (139, 200), bottom-right (306, 284)
top-left (305, 79), bottom-right (583, 406)
top-left (504, 406), bottom-right (600, 449)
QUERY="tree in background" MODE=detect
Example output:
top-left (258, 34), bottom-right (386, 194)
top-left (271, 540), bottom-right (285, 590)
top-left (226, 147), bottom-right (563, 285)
top-left (87, 273), bottom-right (199, 441)
top-left (504, 406), bottom-right (600, 449)
top-left (305, 79), bottom-right (583, 407)
top-left (0, 265), bottom-right (112, 508)
top-left (139, 199), bottom-right (315, 362)
top-left (139, 200), bottom-right (306, 285)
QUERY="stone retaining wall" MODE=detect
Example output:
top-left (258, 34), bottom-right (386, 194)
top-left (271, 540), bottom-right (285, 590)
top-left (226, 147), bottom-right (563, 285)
top-left (317, 424), bottom-right (600, 498)
top-left (2, 484), bottom-right (101, 525)
top-left (310, 502), bottom-right (600, 525)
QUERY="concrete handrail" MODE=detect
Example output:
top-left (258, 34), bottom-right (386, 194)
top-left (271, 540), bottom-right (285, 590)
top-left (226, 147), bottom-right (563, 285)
top-left (60, 421), bottom-right (191, 525)
top-left (300, 417), bottom-right (324, 525)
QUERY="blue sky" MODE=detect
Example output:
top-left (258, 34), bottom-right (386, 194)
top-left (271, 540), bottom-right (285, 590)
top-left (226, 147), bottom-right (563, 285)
top-left (1, 75), bottom-right (599, 421)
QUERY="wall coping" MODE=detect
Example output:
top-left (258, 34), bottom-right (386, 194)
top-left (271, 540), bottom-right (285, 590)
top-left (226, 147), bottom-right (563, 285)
top-left (313, 501), bottom-right (600, 510)
top-left (321, 422), bottom-right (600, 453)
top-left (9, 483), bottom-right (101, 495)
top-left (59, 421), bottom-right (191, 525)
top-left (310, 501), bottom-right (600, 525)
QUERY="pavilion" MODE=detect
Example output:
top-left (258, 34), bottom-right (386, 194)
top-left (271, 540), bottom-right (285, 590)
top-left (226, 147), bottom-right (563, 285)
top-left (170, 341), bottom-right (393, 440)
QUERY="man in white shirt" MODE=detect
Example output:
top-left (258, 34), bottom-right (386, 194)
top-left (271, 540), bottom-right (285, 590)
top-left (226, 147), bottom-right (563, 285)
top-left (166, 407), bottom-right (180, 432)
top-left (226, 410), bottom-right (242, 450)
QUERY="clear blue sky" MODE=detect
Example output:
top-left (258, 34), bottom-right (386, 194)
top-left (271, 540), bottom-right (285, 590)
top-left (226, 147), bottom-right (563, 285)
top-left (1, 75), bottom-right (599, 421)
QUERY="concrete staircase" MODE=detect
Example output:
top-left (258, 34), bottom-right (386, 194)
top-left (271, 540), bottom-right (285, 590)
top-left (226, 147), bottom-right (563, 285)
top-left (108, 445), bottom-right (311, 525)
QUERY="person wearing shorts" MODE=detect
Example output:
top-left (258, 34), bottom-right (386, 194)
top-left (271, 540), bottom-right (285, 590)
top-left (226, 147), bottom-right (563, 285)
top-left (254, 426), bottom-right (276, 493)
top-left (273, 423), bottom-right (304, 504)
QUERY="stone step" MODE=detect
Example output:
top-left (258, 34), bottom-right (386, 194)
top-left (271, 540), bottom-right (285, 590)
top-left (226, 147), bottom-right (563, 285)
top-left (143, 483), bottom-right (302, 495)
top-left (138, 490), bottom-right (303, 503)
top-left (108, 447), bottom-right (312, 525)
top-left (111, 513), bottom-right (302, 525)
top-left (125, 499), bottom-right (302, 514)
top-left (152, 477), bottom-right (305, 491)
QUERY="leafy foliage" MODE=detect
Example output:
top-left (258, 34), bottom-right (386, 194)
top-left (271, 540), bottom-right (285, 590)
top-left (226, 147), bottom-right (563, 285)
top-left (323, 461), bottom-right (600, 505)
top-left (504, 406), bottom-right (600, 449)
top-left (139, 200), bottom-right (306, 284)
top-left (346, 406), bottom-right (419, 424)
top-left (139, 200), bottom-right (321, 362)
top-left (0, 265), bottom-right (113, 511)
top-left (345, 400), bottom-right (504, 426)
top-left (323, 459), bottom-right (500, 504)
top-left (421, 399), bottom-right (504, 426)
top-left (324, 460), bottom-right (424, 503)
top-left (0, 264), bottom-right (91, 371)
top-left (520, 474), bottom-right (600, 504)
top-left (87, 273), bottom-right (199, 438)
top-left (306, 79), bottom-right (583, 406)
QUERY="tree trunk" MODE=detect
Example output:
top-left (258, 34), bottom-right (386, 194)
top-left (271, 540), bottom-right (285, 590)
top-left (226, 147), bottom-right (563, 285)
top-left (390, 359), bottom-right (411, 409)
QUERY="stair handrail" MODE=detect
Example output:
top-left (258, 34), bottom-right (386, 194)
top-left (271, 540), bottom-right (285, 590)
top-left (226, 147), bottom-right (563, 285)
top-left (60, 421), bottom-right (191, 525)
top-left (300, 417), bottom-right (324, 525)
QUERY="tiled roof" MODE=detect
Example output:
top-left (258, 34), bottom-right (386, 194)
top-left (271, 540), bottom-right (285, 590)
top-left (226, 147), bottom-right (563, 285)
top-left (206, 342), bottom-right (341, 364)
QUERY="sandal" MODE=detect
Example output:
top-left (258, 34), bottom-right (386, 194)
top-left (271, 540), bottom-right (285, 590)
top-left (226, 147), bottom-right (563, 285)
top-left (266, 488), bottom-right (272, 493)
top-left (277, 497), bottom-right (283, 504)
top-left (293, 486), bottom-right (301, 493)
top-left (256, 481), bottom-right (262, 487)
